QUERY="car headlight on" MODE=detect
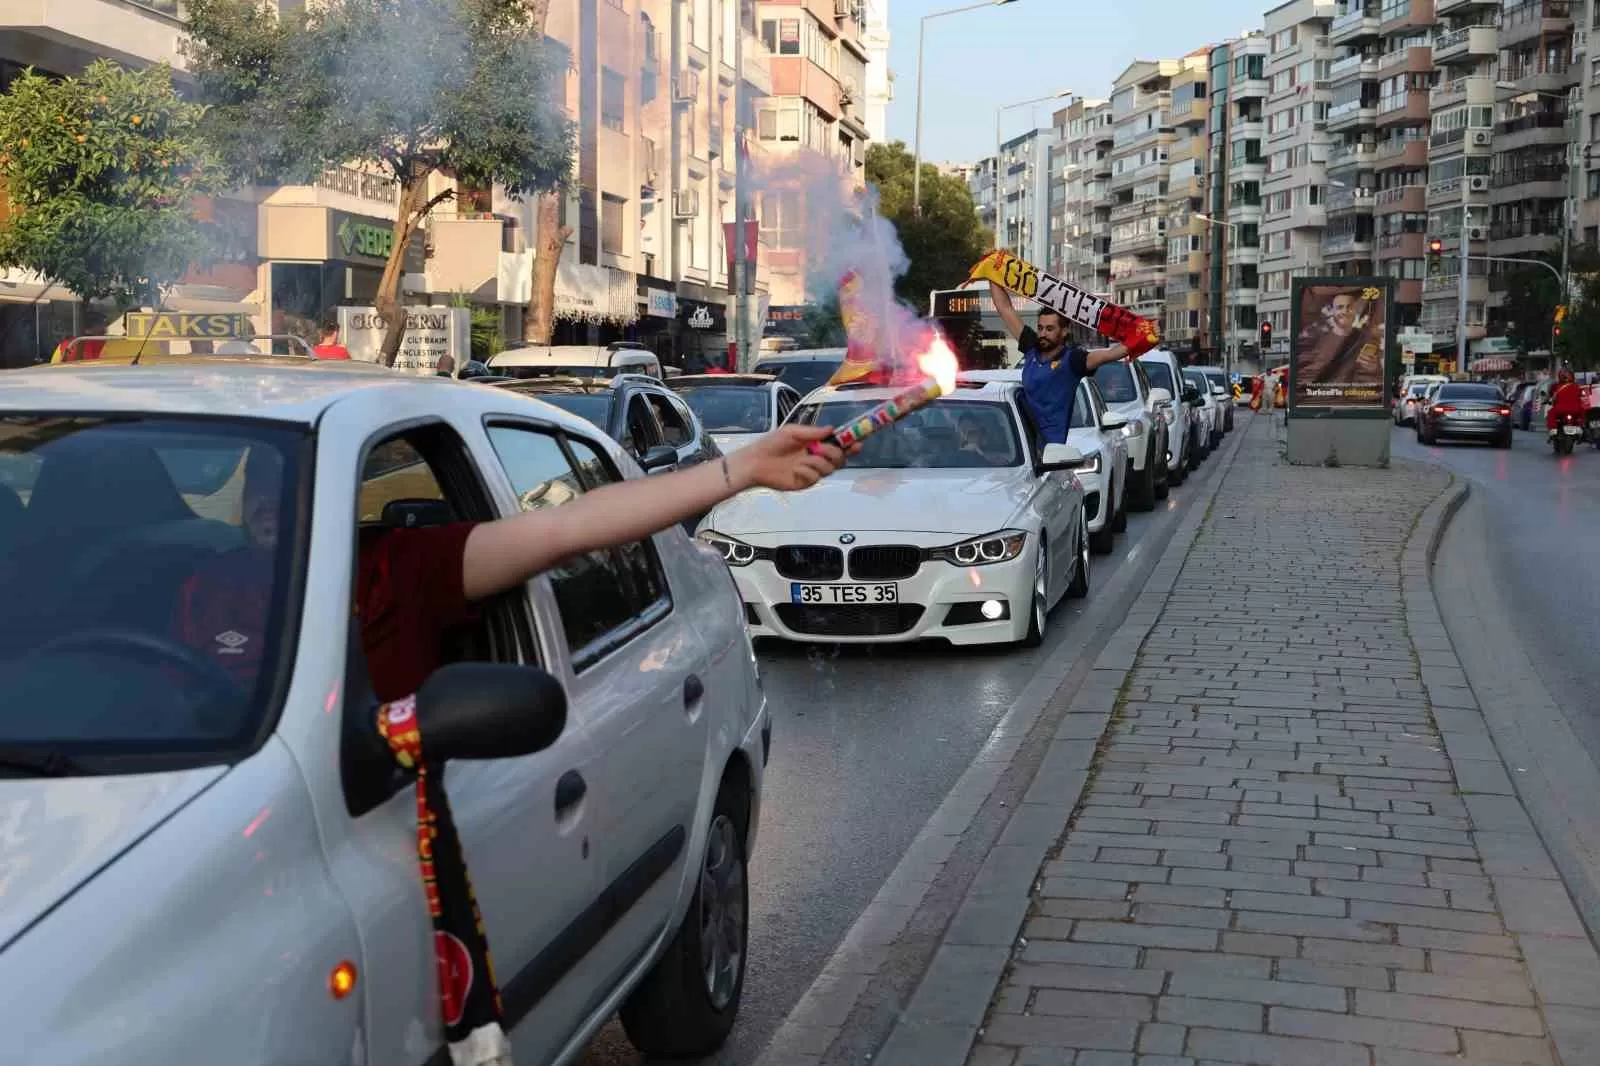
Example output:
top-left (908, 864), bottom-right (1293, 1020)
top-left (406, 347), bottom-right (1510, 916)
top-left (1122, 418), bottom-right (1145, 437)
top-left (698, 530), bottom-right (758, 566)
top-left (930, 529), bottom-right (1029, 566)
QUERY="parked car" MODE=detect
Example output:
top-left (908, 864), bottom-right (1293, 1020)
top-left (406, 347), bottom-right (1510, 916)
top-left (487, 344), bottom-right (663, 380)
top-left (750, 348), bottom-right (848, 398)
top-left (1184, 367), bottom-right (1224, 454)
top-left (1415, 381), bottom-right (1513, 448)
top-left (489, 374), bottom-right (719, 474)
top-left (667, 373), bottom-right (803, 453)
top-left (1092, 357), bottom-right (1171, 510)
top-left (1137, 350), bottom-right (1199, 482)
top-left (699, 377), bottom-right (1090, 648)
top-left (0, 357), bottom-right (769, 1066)
top-left (1507, 381), bottom-right (1541, 430)
top-left (1192, 365), bottom-right (1235, 431)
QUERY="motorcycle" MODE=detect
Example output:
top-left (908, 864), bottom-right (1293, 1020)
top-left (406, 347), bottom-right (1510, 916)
top-left (1549, 410), bottom-right (1585, 455)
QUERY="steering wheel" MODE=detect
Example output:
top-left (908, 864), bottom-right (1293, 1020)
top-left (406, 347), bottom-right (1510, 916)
top-left (33, 628), bottom-right (244, 728)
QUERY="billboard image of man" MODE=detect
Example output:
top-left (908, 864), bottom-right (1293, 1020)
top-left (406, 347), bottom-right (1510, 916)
top-left (1291, 282), bottom-right (1388, 409)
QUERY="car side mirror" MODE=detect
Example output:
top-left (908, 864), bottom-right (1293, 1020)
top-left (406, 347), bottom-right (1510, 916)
top-left (639, 443), bottom-right (678, 473)
top-left (1183, 387), bottom-right (1202, 404)
top-left (1149, 387), bottom-right (1173, 407)
top-left (409, 663), bottom-right (567, 761)
top-left (1100, 412), bottom-right (1129, 431)
top-left (1040, 443), bottom-right (1086, 471)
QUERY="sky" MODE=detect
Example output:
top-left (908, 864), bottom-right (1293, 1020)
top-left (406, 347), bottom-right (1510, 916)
top-left (884, 0), bottom-right (1277, 165)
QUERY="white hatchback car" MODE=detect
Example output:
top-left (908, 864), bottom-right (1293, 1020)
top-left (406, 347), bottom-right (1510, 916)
top-left (698, 378), bottom-right (1091, 647)
top-left (0, 358), bottom-right (768, 1066)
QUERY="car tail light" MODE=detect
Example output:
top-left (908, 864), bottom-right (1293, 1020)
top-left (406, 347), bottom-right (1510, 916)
top-left (1496, 406), bottom-right (1510, 416)
top-left (1432, 405), bottom-right (1453, 414)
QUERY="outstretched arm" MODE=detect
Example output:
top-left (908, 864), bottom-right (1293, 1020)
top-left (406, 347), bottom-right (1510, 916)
top-left (988, 281), bottom-right (1027, 341)
top-left (1084, 345), bottom-right (1130, 370)
top-left (461, 424), bottom-right (848, 602)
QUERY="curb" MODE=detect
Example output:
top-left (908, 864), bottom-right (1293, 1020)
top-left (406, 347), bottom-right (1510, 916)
top-left (1401, 475), bottom-right (1600, 1066)
top-left (859, 416), bottom-right (1260, 1066)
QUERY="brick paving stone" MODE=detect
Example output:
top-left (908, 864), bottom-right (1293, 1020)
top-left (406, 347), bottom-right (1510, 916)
top-left (958, 424), bottom-right (1582, 1066)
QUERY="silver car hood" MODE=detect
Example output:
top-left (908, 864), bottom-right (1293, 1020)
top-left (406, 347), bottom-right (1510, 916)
top-left (711, 433), bottom-right (759, 454)
top-left (0, 766), bottom-right (226, 950)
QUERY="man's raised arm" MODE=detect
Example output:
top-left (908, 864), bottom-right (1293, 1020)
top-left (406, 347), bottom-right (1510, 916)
top-left (987, 281), bottom-right (1026, 341)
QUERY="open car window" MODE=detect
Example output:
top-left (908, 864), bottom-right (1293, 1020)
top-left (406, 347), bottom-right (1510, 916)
top-left (0, 416), bottom-right (307, 769)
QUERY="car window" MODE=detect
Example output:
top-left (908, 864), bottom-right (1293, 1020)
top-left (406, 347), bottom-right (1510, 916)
top-left (1070, 380), bottom-right (1097, 429)
top-left (1092, 361), bottom-right (1138, 404)
top-left (622, 394), bottom-right (658, 455)
top-left (646, 393), bottom-right (693, 447)
top-left (528, 392), bottom-right (614, 430)
top-left (794, 398), bottom-right (1023, 468)
top-left (678, 386), bottom-right (771, 433)
top-left (1142, 360), bottom-right (1177, 395)
top-left (0, 416), bottom-right (306, 763)
top-left (1437, 384), bottom-right (1502, 401)
top-left (359, 438), bottom-right (447, 522)
top-left (778, 388), bottom-right (800, 422)
top-left (485, 427), bottom-right (668, 666)
top-left (1184, 371), bottom-right (1209, 397)
top-left (754, 359), bottom-right (840, 396)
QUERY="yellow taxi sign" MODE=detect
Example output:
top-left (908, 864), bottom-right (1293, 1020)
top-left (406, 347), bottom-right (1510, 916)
top-left (123, 312), bottom-right (254, 340)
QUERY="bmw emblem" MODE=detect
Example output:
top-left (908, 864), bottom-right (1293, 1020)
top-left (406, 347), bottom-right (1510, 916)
top-left (839, 533), bottom-right (856, 545)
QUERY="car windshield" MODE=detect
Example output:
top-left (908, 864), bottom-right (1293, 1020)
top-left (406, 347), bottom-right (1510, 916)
top-left (794, 398), bottom-right (1022, 469)
top-left (754, 359), bottom-right (840, 396)
top-left (1184, 372), bottom-right (1209, 396)
top-left (677, 387), bottom-right (771, 433)
top-left (1407, 383), bottom-right (1431, 397)
top-left (1093, 361), bottom-right (1139, 403)
top-left (530, 392), bottom-right (614, 428)
top-left (1142, 360), bottom-right (1177, 394)
top-left (1437, 384), bottom-right (1502, 402)
top-left (499, 364), bottom-right (607, 380)
top-left (0, 416), bottom-right (305, 768)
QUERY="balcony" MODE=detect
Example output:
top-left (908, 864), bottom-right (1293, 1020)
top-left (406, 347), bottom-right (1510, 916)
top-left (1289, 201), bottom-right (1327, 229)
top-left (1328, 185), bottom-right (1376, 213)
top-left (1329, 52), bottom-right (1382, 84)
top-left (1233, 118), bottom-right (1265, 141)
top-left (1328, 99), bottom-right (1379, 132)
top-left (1432, 24), bottom-right (1497, 63)
top-left (1377, 89), bottom-right (1431, 126)
top-left (1498, 0), bottom-right (1574, 50)
top-left (1488, 216), bottom-right (1564, 258)
top-left (1498, 63), bottom-right (1576, 100)
top-left (1234, 75), bottom-right (1270, 100)
top-left (1331, 6), bottom-right (1383, 44)
top-left (1382, 0), bottom-right (1436, 33)
top-left (1378, 231), bottom-right (1426, 259)
top-left (1495, 109), bottom-right (1573, 152)
top-left (1328, 142), bottom-right (1380, 171)
top-left (1324, 232), bottom-right (1376, 258)
top-left (1110, 197), bottom-right (1165, 223)
top-left (1375, 185), bottom-right (1427, 213)
top-left (1490, 162), bottom-right (1569, 201)
top-left (1437, 0), bottom-right (1499, 13)
top-left (1374, 137), bottom-right (1429, 169)
top-left (5, 0), bottom-right (187, 69)
top-left (1429, 74), bottom-right (1497, 108)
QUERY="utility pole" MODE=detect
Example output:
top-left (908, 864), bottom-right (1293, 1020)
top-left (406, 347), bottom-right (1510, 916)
top-left (732, 0), bottom-right (750, 371)
top-left (1456, 199), bottom-right (1468, 371)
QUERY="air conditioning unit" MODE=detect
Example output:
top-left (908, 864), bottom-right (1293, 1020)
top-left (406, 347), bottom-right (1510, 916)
top-left (674, 189), bottom-right (700, 218)
top-left (1469, 130), bottom-right (1492, 147)
top-left (1467, 175), bottom-right (1489, 192)
top-left (674, 69), bottom-right (700, 103)
top-left (1466, 225), bottom-right (1487, 240)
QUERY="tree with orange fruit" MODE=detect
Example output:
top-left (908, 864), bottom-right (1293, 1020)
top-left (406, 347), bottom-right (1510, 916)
top-left (0, 60), bottom-right (227, 312)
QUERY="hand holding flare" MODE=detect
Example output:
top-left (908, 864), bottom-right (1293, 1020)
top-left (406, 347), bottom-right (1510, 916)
top-left (808, 335), bottom-right (960, 455)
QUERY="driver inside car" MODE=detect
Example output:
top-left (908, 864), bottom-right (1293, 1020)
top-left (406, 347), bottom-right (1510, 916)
top-left (173, 425), bottom-right (852, 702)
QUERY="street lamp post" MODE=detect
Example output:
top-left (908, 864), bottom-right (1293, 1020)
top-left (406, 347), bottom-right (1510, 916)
top-left (995, 91), bottom-right (1072, 256)
top-left (1195, 212), bottom-right (1237, 373)
top-left (913, 0), bottom-right (1020, 216)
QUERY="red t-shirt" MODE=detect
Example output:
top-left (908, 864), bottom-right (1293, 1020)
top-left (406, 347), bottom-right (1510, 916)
top-left (313, 343), bottom-right (353, 360)
top-left (175, 522), bottom-right (478, 703)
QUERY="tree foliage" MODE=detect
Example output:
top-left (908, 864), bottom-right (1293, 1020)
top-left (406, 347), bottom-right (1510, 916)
top-left (0, 61), bottom-right (227, 309)
top-left (1558, 266), bottom-right (1600, 371)
top-left (865, 141), bottom-right (993, 315)
top-left (183, 0), bottom-right (575, 363)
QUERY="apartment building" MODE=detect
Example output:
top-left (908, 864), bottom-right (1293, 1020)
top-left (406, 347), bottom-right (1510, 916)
top-left (1162, 50), bottom-right (1215, 353)
top-left (1046, 98), bottom-right (1113, 295)
top-left (1206, 40), bottom-right (1236, 360)
top-left (1256, 0), bottom-right (1337, 354)
top-left (1576, 0), bottom-right (1600, 244)
top-left (996, 128), bottom-right (1053, 265)
top-left (1225, 34), bottom-right (1271, 363)
top-left (861, 0), bottom-right (892, 142)
top-left (1108, 60), bottom-right (1181, 325)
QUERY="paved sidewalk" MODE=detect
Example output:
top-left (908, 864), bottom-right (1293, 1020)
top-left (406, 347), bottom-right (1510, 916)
top-left (893, 415), bottom-right (1600, 1066)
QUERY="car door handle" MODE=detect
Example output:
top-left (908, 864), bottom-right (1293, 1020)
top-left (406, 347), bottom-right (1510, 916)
top-left (684, 674), bottom-right (704, 707)
top-left (554, 770), bottom-right (586, 814)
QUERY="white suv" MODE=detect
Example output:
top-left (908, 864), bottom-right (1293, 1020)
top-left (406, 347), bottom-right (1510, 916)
top-left (1091, 358), bottom-right (1171, 510)
top-left (0, 360), bottom-right (768, 1066)
top-left (1137, 349), bottom-right (1198, 487)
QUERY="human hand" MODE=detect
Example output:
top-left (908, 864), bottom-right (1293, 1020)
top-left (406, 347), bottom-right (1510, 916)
top-left (727, 424), bottom-right (852, 492)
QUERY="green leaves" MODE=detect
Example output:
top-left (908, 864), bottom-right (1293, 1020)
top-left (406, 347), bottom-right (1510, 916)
top-left (864, 141), bottom-right (992, 315)
top-left (0, 61), bottom-right (227, 305)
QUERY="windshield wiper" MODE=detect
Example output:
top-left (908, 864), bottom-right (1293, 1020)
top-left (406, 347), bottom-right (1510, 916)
top-left (0, 745), bottom-right (92, 777)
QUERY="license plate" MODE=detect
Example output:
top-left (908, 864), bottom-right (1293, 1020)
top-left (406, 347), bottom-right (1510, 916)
top-left (1564, 425), bottom-right (1583, 436)
top-left (790, 583), bottom-right (898, 605)
top-left (1458, 410), bottom-right (1497, 419)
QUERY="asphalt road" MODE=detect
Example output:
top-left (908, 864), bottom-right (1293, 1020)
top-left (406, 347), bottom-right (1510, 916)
top-left (1392, 420), bottom-right (1600, 752)
top-left (579, 418), bottom-right (1243, 1065)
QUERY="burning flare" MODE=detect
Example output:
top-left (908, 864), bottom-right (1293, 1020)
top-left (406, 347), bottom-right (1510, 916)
top-left (917, 334), bottom-right (959, 396)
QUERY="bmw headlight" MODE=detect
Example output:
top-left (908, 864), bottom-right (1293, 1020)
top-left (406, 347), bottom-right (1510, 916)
top-left (698, 530), bottom-right (758, 566)
top-left (930, 529), bottom-right (1029, 566)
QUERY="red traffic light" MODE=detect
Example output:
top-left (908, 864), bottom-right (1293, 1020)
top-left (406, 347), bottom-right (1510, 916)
top-left (1428, 238), bottom-right (1443, 254)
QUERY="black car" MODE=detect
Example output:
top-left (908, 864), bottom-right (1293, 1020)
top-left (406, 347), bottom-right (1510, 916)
top-left (1415, 382), bottom-right (1512, 448)
top-left (490, 374), bottom-right (721, 474)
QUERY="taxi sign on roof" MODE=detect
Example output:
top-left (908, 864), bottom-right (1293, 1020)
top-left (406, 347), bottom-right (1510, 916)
top-left (123, 312), bottom-right (255, 341)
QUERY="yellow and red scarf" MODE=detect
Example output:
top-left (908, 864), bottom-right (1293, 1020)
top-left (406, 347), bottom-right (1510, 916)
top-left (967, 250), bottom-right (1160, 357)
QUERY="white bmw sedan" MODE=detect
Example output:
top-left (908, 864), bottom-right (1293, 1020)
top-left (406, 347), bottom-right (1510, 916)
top-left (696, 378), bottom-right (1090, 647)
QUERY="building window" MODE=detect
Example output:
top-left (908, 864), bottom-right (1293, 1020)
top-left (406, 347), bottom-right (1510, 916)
top-left (601, 195), bottom-right (625, 255)
top-left (601, 68), bottom-right (626, 131)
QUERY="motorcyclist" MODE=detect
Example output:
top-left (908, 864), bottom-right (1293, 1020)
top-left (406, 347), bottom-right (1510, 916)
top-left (1547, 368), bottom-right (1587, 432)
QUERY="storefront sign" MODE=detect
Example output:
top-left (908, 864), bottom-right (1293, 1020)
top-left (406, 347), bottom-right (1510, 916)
top-left (646, 288), bottom-right (678, 318)
top-left (337, 305), bottom-right (470, 374)
top-left (688, 306), bottom-right (715, 329)
top-left (316, 165), bottom-right (399, 205)
top-left (553, 261), bottom-right (637, 325)
top-left (123, 311), bottom-right (253, 340)
top-left (1287, 277), bottom-right (1393, 413)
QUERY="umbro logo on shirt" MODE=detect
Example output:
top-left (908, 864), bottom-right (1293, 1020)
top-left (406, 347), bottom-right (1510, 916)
top-left (214, 630), bottom-right (249, 655)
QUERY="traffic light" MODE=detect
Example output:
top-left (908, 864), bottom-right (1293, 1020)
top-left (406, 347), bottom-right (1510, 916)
top-left (1427, 237), bottom-right (1443, 273)
top-left (1555, 303), bottom-right (1568, 324)
top-left (1259, 320), bottom-right (1273, 349)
